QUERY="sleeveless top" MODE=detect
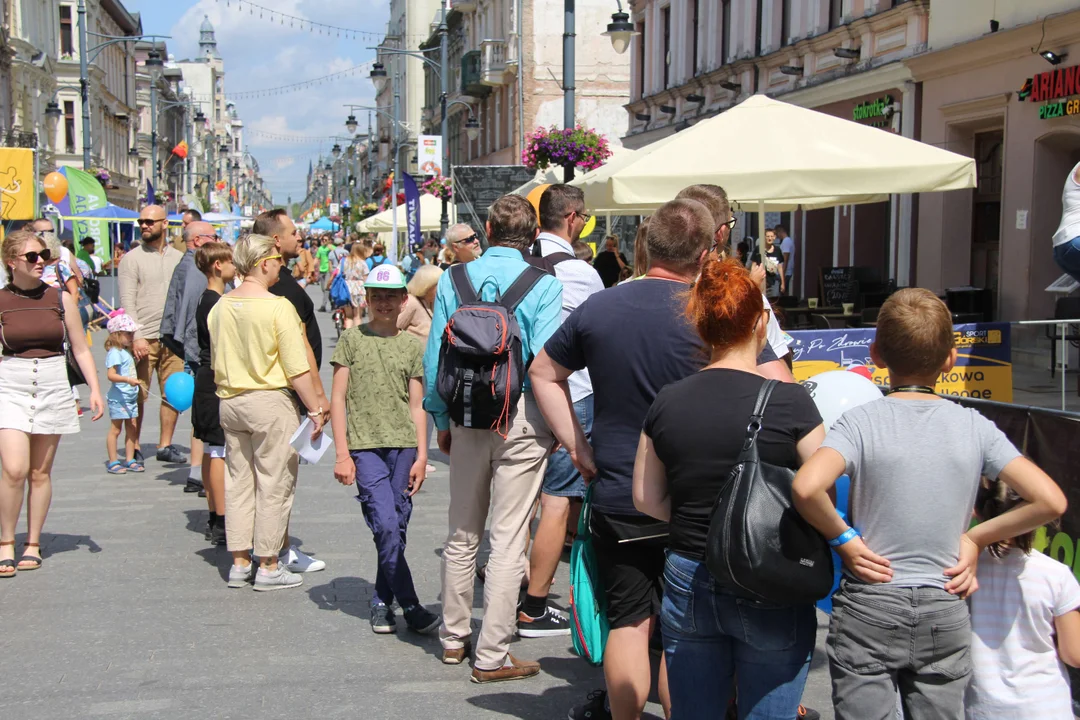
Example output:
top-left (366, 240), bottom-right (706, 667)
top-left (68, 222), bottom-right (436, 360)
top-left (0, 283), bottom-right (66, 358)
top-left (1054, 161), bottom-right (1080, 247)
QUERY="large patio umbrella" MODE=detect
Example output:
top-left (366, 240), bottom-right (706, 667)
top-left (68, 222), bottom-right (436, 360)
top-left (356, 193), bottom-right (455, 233)
top-left (575, 94), bottom-right (975, 213)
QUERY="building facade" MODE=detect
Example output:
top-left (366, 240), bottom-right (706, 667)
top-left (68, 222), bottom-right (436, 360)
top-left (910, 0), bottom-right (1080, 323)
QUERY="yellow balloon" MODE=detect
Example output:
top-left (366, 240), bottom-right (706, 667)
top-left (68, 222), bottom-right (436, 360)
top-left (579, 213), bottom-right (597, 239)
top-left (526, 183), bottom-right (551, 218)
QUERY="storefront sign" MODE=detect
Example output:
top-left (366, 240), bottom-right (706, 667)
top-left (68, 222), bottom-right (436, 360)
top-left (1019, 64), bottom-right (1080, 119)
top-left (852, 95), bottom-right (894, 127)
top-left (788, 322), bottom-right (1012, 402)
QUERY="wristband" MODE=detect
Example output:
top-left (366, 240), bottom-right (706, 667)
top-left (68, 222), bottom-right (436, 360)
top-left (828, 528), bottom-right (861, 548)
top-left (307, 407), bottom-right (323, 418)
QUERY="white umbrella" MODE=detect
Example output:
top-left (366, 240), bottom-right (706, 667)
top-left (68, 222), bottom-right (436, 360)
top-left (356, 193), bottom-right (455, 233)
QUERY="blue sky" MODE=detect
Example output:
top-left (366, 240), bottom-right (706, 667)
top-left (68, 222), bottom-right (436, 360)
top-left (124, 0), bottom-right (389, 204)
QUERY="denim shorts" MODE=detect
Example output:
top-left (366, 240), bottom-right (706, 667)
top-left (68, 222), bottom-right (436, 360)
top-left (661, 550), bottom-right (816, 720)
top-left (1054, 236), bottom-right (1080, 283)
top-left (541, 395), bottom-right (593, 498)
top-left (108, 398), bottom-right (138, 420)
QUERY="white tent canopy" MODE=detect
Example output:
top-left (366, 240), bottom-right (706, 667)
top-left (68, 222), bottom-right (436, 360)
top-left (356, 193), bottom-right (455, 233)
top-left (570, 94), bottom-right (976, 213)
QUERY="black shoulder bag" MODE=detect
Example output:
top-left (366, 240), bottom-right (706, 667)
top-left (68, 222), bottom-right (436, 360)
top-left (57, 287), bottom-right (87, 387)
top-left (704, 379), bottom-right (833, 605)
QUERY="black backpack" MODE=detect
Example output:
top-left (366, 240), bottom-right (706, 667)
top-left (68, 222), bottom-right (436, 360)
top-left (525, 239), bottom-right (574, 275)
top-left (435, 263), bottom-right (547, 436)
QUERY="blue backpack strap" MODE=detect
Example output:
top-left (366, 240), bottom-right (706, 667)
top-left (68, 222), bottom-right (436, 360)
top-left (498, 266), bottom-right (547, 313)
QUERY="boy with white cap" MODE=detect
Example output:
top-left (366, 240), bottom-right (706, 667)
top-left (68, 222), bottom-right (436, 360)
top-left (329, 264), bottom-right (440, 635)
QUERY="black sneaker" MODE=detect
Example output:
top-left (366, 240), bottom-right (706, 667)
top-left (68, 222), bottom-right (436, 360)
top-left (157, 445), bottom-right (187, 464)
top-left (203, 517), bottom-right (213, 541)
top-left (370, 603), bottom-right (397, 634)
top-left (568, 690), bottom-right (610, 720)
top-left (518, 606), bottom-right (572, 638)
top-left (198, 488), bottom-right (207, 498)
top-left (183, 479), bottom-right (203, 493)
top-left (402, 604), bottom-right (440, 634)
top-left (798, 706), bottom-right (820, 720)
top-left (210, 519), bottom-right (226, 546)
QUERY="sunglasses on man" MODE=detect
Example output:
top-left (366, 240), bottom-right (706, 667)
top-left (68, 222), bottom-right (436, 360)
top-left (22, 250), bottom-right (53, 263)
top-left (137, 218), bottom-right (164, 226)
top-left (453, 233), bottom-right (479, 245)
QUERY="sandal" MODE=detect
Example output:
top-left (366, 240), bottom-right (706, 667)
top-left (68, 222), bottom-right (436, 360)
top-left (0, 540), bottom-right (15, 578)
top-left (18, 542), bottom-right (42, 571)
top-left (105, 460), bottom-right (127, 474)
top-left (122, 459), bottom-right (145, 473)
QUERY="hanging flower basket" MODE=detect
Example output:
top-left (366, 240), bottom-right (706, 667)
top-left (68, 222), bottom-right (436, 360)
top-left (359, 202), bottom-right (379, 219)
top-left (522, 124), bottom-right (612, 172)
top-left (421, 174), bottom-right (453, 200)
top-left (91, 167), bottom-right (111, 186)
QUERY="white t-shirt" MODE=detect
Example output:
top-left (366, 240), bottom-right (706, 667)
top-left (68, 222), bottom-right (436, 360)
top-left (966, 549), bottom-right (1080, 719)
top-left (780, 236), bottom-right (795, 276)
top-left (1054, 161), bottom-right (1080, 247)
top-left (764, 293), bottom-right (790, 359)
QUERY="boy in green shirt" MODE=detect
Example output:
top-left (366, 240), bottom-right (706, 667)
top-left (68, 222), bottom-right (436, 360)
top-left (330, 264), bottom-right (439, 635)
top-left (315, 237), bottom-right (333, 311)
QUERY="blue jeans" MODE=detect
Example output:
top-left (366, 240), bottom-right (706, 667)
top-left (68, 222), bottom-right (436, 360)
top-left (351, 448), bottom-right (420, 609)
top-left (541, 394), bottom-right (593, 497)
top-left (1054, 237), bottom-right (1080, 284)
top-left (662, 551), bottom-right (816, 720)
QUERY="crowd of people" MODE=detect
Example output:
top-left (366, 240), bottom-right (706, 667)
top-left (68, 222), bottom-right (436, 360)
top-left (0, 179), bottom-right (1076, 720)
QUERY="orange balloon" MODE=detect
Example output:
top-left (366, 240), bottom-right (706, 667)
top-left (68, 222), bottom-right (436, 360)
top-left (526, 183), bottom-right (551, 219)
top-left (43, 171), bottom-right (68, 204)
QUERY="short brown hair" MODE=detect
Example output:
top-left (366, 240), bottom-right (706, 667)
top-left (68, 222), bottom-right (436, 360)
top-left (252, 208), bottom-right (289, 237)
top-left (538, 184), bottom-right (584, 231)
top-left (875, 288), bottom-right (954, 378)
top-left (676, 184), bottom-right (730, 228)
top-left (2, 230), bottom-right (42, 284)
top-left (487, 194), bottom-right (537, 250)
top-left (646, 198), bottom-right (713, 272)
top-left (195, 242), bottom-right (233, 275)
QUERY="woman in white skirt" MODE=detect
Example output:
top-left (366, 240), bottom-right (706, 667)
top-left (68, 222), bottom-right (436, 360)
top-left (0, 229), bottom-right (103, 576)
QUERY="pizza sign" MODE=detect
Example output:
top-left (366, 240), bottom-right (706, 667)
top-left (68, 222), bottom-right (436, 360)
top-left (1019, 64), bottom-right (1080, 120)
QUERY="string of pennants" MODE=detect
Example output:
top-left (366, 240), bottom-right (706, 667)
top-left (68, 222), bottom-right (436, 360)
top-left (213, 0), bottom-right (429, 43)
top-left (220, 63), bottom-right (373, 100)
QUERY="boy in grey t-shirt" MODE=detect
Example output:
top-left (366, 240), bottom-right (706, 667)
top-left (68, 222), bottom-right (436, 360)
top-left (792, 289), bottom-right (1066, 720)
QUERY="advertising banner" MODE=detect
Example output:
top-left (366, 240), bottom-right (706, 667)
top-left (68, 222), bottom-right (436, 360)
top-left (789, 322), bottom-right (1012, 402)
top-left (418, 134), bottom-right (443, 176)
top-left (57, 167), bottom-right (110, 263)
top-left (0, 148), bottom-right (35, 220)
top-left (402, 172), bottom-right (422, 252)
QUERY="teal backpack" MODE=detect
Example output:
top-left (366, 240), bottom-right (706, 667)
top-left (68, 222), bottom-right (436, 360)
top-left (569, 484), bottom-right (610, 665)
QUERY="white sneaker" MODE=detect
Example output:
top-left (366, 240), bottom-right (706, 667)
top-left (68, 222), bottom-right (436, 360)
top-left (227, 563), bottom-right (255, 588)
top-left (280, 545), bottom-right (326, 573)
top-left (253, 565), bottom-right (303, 591)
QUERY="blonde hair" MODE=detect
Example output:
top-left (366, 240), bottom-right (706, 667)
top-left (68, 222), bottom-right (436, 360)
top-left (3, 230), bottom-right (43, 283)
top-left (39, 231), bottom-right (63, 261)
top-left (408, 264), bottom-right (443, 298)
top-left (232, 233), bottom-right (278, 276)
top-left (104, 330), bottom-right (133, 352)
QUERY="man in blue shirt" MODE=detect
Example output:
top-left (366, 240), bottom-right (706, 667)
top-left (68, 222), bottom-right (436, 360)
top-left (424, 194), bottom-right (563, 683)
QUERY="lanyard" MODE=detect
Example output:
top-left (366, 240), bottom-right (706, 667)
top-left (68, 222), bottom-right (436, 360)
top-left (887, 385), bottom-right (936, 395)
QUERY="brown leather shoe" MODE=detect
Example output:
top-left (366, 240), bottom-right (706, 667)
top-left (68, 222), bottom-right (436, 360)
top-left (470, 654), bottom-right (541, 683)
top-left (442, 642), bottom-right (472, 665)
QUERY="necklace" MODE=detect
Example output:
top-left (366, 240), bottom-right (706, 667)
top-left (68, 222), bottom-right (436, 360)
top-left (887, 385), bottom-right (936, 395)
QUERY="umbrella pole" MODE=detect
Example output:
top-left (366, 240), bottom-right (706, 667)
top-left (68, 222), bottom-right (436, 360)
top-left (757, 200), bottom-right (767, 264)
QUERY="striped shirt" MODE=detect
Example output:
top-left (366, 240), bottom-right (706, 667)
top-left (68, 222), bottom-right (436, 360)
top-left (966, 548), bottom-right (1080, 719)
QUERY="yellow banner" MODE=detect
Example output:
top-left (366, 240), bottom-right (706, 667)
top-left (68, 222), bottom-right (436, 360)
top-left (0, 149), bottom-right (35, 221)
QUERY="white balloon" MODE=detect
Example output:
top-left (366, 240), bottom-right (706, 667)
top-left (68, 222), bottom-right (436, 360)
top-left (802, 370), bottom-right (885, 429)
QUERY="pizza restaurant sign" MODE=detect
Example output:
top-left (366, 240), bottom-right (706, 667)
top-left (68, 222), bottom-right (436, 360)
top-left (1020, 64), bottom-right (1080, 119)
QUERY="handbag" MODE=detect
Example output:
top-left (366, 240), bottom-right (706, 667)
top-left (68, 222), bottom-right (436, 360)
top-left (569, 484), bottom-right (610, 666)
top-left (56, 287), bottom-right (86, 386)
top-left (704, 379), bottom-right (833, 605)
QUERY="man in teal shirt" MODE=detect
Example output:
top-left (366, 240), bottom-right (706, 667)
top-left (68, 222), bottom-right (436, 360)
top-left (315, 237), bottom-right (333, 311)
top-left (423, 194), bottom-right (563, 683)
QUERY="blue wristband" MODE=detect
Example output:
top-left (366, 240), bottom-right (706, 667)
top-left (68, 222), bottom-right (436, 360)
top-left (829, 528), bottom-right (861, 548)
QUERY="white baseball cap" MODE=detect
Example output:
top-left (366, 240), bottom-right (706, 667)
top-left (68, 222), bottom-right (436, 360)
top-left (365, 264), bottom-right (406, 289)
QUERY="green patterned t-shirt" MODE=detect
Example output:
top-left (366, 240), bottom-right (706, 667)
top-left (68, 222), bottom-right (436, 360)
top-left (331, 326), bottom-right (424, 450)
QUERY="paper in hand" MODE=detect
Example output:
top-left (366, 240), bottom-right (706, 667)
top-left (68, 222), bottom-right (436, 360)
top-left (289, 417), bottom-right (333, 465)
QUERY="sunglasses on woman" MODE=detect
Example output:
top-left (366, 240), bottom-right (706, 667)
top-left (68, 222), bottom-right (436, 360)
top-left (260, 254), bottom-right (282, 267)
top-left (22, 250), bottom-right (52, 263)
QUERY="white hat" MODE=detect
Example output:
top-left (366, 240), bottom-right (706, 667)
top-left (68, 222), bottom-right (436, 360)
top-left (365, 264), bottom-right (406, 289)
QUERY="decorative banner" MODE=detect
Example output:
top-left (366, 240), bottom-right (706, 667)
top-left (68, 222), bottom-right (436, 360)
top-left (56, 167), bottom-right (109, 263)
top-left (402, 172), bottom-right (422, 253)
top-left (788, 322), bottom-right (1012, 402)
top-left (146, 179), bottom-right (155, 206)
top-left (171, 140), bottom-right (189, 158)
top-left (418, 135), bottom-right (443, 176)
top-left (0, 148), bottom-right (35, 220)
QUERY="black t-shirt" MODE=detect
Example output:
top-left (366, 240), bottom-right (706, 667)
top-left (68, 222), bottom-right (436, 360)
top-left (270, 266), bottom-right (322, 369)
top-left (643, 369), bottom-right (822, 560)
top-left (545, 278), bottom-right (778, 517)
top-left (593, 250), bottom-right (627, 288)
top-left (750, 245), bottom-right (785, 276)
top-left (195, 289), bottom-right (220, 368)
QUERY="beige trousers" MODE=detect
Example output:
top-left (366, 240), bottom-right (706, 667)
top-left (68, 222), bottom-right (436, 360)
top-left (219, 389), bottom-right (301, 558)
top-left (439, 393), bottom-right (553, 670)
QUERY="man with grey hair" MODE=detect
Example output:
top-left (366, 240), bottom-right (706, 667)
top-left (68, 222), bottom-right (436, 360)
top-left (161, 220), bottom-right (218, 497)
top-left (446, 223), bottom-right (481, 263)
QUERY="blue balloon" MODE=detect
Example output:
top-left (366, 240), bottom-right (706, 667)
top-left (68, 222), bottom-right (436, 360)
top-left (163, 372), bottom-right (195, 412)
top-left (815, 474), bottom-right (852, 616)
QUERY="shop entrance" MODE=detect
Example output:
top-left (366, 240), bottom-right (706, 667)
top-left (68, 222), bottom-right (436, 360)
top-left (971, 130), bottom-right (1003, 318)
top-left (1031, 129), bottom-right (1080, 320)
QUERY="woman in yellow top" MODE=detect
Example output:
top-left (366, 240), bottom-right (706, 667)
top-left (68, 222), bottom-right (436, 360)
top-left (208, 233), bottom-right (328, 592)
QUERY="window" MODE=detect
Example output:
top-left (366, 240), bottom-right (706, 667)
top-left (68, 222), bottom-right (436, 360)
top-left (692, 0), bottom-right (700, 75)
top-left (755, 0), bottom-right (763, 55)
top-left (637, 20), bottom-right (646, 97)
top-left (63, 101), bottom-right (75, 154)
top-left (781, 0), bottom-right (792, 46)
top-left (662, 6), bottom-right (671, 89)
top-left (59, 6), bottom-right (74, 56)
top-left (721, 0), bottom-right (731, 64)
top-left (829, 0), bottom-right (843, 29)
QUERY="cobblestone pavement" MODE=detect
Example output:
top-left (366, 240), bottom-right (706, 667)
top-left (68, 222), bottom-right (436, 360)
top-left (0, 283), bottom-right (833, 720)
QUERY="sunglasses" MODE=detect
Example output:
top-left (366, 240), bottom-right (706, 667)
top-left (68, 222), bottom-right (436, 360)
top-left (137, 218), bottom-right (164, 226)
top-left (260, 254), bottom-right (283, 266)
top-left (196, 233), bottom-right (221, 241)
top-left (22, 250), bottom-right (52, 263)
top-left (452, 234), bottom-right (478, 245)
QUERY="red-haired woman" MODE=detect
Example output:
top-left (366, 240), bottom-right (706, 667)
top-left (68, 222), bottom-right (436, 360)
top-left (631, 258), bottom-right (825, 719)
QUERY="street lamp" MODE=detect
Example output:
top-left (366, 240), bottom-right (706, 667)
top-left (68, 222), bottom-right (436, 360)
top-left (345, 114), bottom-right (359, 135)
top-left (603, 2), bottom-right (638, 55)
top-left (465, 116), bottom-right (481, 142)
top-left (145, 47), bottom-right (165, 190)
top-left (369, 62), bottom-right (388, 93)
top-left (44, 101), bottom-right (62, 142)
top-left (331, 143), bottom-right (342, 159)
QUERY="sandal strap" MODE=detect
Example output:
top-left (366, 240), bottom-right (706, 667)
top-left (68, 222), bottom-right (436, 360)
top-left (23, 542), bottom-right (39, 548)
top-left (0, 540), bottom-right (14, 547)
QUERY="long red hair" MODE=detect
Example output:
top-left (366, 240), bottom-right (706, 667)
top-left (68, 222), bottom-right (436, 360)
top-left (686, 257), bottom-right (765, 352)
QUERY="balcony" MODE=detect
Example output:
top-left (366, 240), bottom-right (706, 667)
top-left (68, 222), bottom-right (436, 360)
top-left (461, 50), bottom-right (491, 98)
top-left (453, 0), bottom-right (478, 11)
top-left (480, 39), bottom-right (508, 86)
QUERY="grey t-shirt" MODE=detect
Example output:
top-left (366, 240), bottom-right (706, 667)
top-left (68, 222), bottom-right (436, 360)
top-left (823, 397), bottom-right (1021, 589)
